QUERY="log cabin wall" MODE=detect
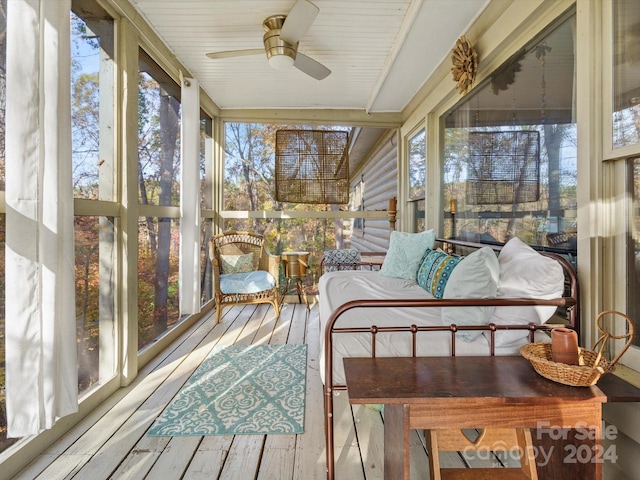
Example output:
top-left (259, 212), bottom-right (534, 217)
top-left (349, 131), bottom-right (397, 252)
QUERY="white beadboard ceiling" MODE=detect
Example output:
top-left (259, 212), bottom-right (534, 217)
top-left (129, 0), bottom-right (488, 114)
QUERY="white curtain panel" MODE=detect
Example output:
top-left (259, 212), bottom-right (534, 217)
top-left (5, 0), bottom-right (78, 436)
top-left (179, 77), bottom-right (201, 314)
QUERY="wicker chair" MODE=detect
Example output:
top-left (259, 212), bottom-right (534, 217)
top-left (209, 231), bottom-right (281, 323)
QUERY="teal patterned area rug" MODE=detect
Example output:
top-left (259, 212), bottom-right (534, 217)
top-left (148, 344), bottom-right (307, 436)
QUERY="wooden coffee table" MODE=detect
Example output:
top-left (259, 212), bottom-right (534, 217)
top-left (343, 355), bottom-right (608, 480)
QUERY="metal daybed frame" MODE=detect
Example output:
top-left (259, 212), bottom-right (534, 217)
top-left (321, 238), bottom-right (580, 479)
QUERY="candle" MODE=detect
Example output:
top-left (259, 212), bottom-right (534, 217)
top-left (389, 197), bottom-right (397, 211)
top-left (450, 198), bottom-right (456, 214)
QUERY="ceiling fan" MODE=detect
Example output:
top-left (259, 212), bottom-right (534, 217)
top-left (205, 0), bottom-right (331, 80)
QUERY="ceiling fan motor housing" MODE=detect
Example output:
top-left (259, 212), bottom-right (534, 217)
top-left (263, 15), bottom-right (297, 69)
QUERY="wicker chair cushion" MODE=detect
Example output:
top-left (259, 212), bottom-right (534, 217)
top-left (220, 271), bottom-right (276, 295)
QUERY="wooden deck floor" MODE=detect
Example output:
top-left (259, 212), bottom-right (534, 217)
top-left (12, 303), bottom-right (509, 480)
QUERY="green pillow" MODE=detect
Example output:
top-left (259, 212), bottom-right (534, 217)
top-left (220, 253), bottom-right (254, 274)
top-left (379, 230), bottom-right (436, 280)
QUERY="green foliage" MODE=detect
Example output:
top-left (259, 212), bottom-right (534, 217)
top-left (408, 129), bottom-right (426, 199)
top-left (136, 233), bottom-right (180, 350)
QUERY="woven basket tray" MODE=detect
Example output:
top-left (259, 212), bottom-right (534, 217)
top-left (520, 310), bottom-right (634, 387)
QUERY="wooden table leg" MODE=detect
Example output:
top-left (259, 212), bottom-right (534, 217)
top-left (532, 405), bottom-right (603, 480)
top-left (384, 404), bottom-right (411, 480)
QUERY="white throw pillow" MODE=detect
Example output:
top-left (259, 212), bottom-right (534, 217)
top-left (379, 230), bottom-right (436, 280)
top-left (440, 247), bottom-right (500, 341)
top-left (489, 237), bottom-right (565, 346)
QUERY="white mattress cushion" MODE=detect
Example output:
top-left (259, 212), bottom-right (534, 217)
top-left (318, 269), bottom-right (532, 385)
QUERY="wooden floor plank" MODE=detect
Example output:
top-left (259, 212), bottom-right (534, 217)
top-left (332, 392), bottom-right (366, 479)
top-left (145, 436), bottom-right (202, 480)
top-left (257, 436), bottom-right (297, 480)
top-left (13, 302), bottom-right (491, 479)
top-left (352, 404), bottom-right (385, 479)
top-left (181, 435), bottom-right (229, 479)
top-left (292, 306), bottom-right (327, 480)
top-left (409, 430), bottom-right (432, 478)
top-left (268, 303), bottom-right (294, 345)
top-left (107, 435), bottom-right (172, 479)
top-left (286, 301), bottom-right (308, 345)
top-left (25, 453), bottom-right (90, 480)
top-left (241, 304), bottom-right (275, 345)
top-left (218, 434), bottom-right (265, 478)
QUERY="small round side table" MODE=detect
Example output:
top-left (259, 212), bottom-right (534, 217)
top-left (281, 251), bottom-right (309, 306)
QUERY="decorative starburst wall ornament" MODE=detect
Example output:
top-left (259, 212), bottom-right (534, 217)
top-left (451, 36), bottom-right (478, 96)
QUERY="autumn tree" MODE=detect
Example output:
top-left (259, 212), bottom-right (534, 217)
top-left (154, 90), bottom-right (179, 336)
top-left (137, 74), bottom-right (180, 339)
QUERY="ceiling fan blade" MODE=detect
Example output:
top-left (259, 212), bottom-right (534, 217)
top-left (206, 48), bottom-right (264, 60)
top-left (294, 52), bottom-right (331, 80)
top-left (280, 0), bottom-right (319, 45)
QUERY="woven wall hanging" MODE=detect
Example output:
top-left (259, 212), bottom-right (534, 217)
top-left (466, 130), bottom-right (541, 205)
top-left (451, 36), bottom-right (478, 96)
top-left (275, 129), bottom-right (349, 204)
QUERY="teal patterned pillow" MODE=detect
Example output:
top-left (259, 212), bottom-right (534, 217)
top-left (416, 250), bottom-right (463, 298)
top-left (323, 249), bottom-right (361, 272)
top-left (379, 230), bottom-right (436, 280)
top-left (220, 253), bottom-right (254, 274)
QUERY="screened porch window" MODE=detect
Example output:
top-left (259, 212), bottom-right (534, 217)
top-left (613, 1), bottom-right (640, 150)
top-left (443, 13), bottom-right (577, 257)
top-left (70, 9), bottom-right (116, 397)
top-left (627, 158), bottom-right (640, 349)
top-left (137, 50), bottom-right (182, 350)
top-left (408, 128), bottom-right (426, 232)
